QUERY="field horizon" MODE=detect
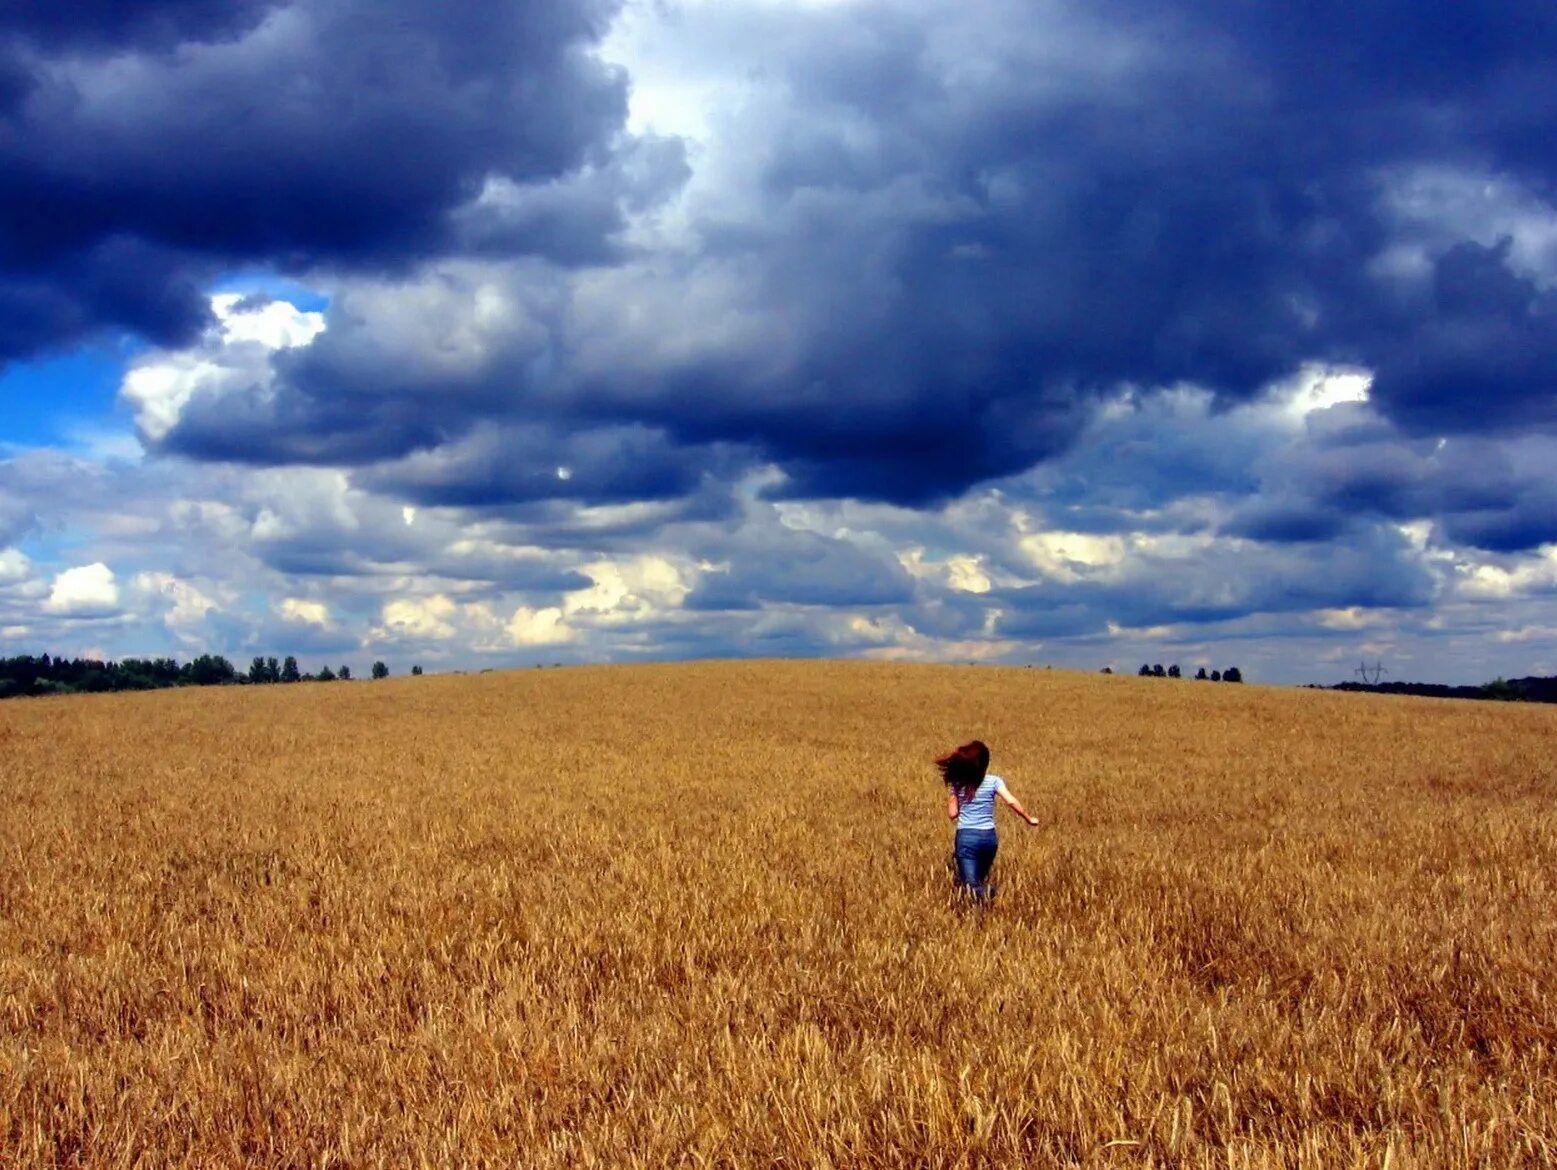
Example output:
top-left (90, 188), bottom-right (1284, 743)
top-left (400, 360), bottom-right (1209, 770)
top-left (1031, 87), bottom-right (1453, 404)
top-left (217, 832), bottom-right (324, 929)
top-left (3, 659), bottom-right (1554, 1167)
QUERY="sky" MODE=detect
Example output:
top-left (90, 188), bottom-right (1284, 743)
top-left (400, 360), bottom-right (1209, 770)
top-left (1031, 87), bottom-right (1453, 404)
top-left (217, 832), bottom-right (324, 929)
top-left (2, 0), bottom-right (1557, 685)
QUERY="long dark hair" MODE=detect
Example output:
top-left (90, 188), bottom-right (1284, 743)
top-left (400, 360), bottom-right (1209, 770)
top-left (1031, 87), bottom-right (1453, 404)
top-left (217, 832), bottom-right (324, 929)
top-left (936, 740), bottom-right (990, 801)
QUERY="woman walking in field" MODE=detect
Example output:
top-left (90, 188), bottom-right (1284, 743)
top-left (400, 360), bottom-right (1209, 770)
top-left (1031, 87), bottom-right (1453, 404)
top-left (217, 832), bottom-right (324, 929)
top-left (938, 740), bottom-right (1039, 901)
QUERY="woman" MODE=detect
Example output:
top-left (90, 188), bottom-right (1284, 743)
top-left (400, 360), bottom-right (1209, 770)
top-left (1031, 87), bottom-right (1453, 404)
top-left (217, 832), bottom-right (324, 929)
top-left (937, 740), bottom-right (1039, 900)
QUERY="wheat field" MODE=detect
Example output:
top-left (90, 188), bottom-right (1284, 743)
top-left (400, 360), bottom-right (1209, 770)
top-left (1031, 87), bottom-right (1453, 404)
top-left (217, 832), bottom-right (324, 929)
top-left (1, 660), bottom-right (1554, 1168)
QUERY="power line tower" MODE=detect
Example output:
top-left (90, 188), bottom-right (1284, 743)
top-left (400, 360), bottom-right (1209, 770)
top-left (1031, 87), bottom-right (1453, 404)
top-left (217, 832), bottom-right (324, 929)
top-left (1354, 659), bottom-right (1388, 685)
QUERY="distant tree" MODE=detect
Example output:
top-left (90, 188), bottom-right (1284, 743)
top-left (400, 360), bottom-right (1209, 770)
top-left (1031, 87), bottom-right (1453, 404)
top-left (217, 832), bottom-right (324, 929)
top-left (265, 656), bottom-right (281, 683)
top-left (0, 649), bottom-right (332, 699)
top-left (338, 665), bottom-right (352, 681)
top-left (1100, 666), bottom-right (1113, 674)
top-left (280, 655), bottom-right (302, 683)
top-left (316, 665), bottom-right (337, 682)
top-left (1211, 670), bottom-right (1222, 682)
top-left (372, 661), bottom-right (389, 680)
top-left (1138, 664), bottom-right (1152, 676)
top-left (1195, 667), bottom-right (1208, 680)
top-left (1151, 664), bottom-right (1166, 678)
top-left (1483, 677), bottom-right (1521, 701)
top-left (77, 668), bottom-right (115, 693)
top-left (186, 654), bottom-right (237, 686)
top-left (119, 659), bottom-right (158, 689)
top-left (1167, 664), bottom-right (1181, 678)
top-left (1223, 666), bottom-right (1243, 683)
top-left (411, 664), bottom-right (423, 676)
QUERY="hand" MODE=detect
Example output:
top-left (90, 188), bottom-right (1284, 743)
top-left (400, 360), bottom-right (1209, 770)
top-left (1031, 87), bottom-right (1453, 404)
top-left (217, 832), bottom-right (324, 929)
top-left (1026, 815), bottom-right (1040, 827)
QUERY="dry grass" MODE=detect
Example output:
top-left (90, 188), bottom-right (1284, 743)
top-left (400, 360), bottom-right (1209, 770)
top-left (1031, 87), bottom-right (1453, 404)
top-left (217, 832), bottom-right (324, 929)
top-left (1, 660), bottom-right (1555, 1168)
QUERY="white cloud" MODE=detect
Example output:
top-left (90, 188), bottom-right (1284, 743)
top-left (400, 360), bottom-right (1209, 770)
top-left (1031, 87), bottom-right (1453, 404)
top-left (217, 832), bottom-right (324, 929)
top-left (1461, 546), bottom-right (1557, 604)
top-left (212, 293), bottom-right (325, 348)
top-left (44, 563), bottom-right (120, 616)
top-left (506, 605), bottom-right (574, 646)
top-left (1315, 607), bottom-right (1392, 631)
top-left (1496, 625), bottom-right (1557, 644)
top-left (0, 549), bottom-right (31, 586)
top-left (945, 555), bottom-right (993, 594)
top-left (376, 594), bottom-right (459, 640)
top-left (133, 571), bottom-right (218, 642)
top-left (1018, 531), bottom-right (1126, 582)
top-left (848, 611), bottom-right (1017, 663)
top-left (168, 498), bottom-right (249, 542)
top-left (897, 547), bottom-right (994, 593)
top-left (120, 293), bottom-right (325, 443)
top-left (280, 598), bottom-right (330, 626)
top-left (1458, 563), bottom-right (1516, 599)
top-left (565, 555), bottom-right (690, 622)
top-left (248, 470), bottom-right (361, 541)
top-left (1266, 363), bottom-right (1372, 421)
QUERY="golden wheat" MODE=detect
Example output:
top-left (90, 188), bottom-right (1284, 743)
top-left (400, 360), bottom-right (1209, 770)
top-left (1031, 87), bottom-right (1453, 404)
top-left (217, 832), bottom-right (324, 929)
top-left (1, 661), bottom-right (1554, 1167)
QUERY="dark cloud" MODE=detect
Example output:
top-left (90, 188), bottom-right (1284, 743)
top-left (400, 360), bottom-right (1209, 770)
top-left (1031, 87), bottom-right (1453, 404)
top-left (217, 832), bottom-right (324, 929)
top-left (1367, 240), bottom-right (1557, 436)
top-left (1013, 389), bottom-right (1278, 518)
top-left (1133, 1), bottom-right (1557, 175)
top-left (0, 242), bottom-right (214, 358)
top-left (1217, 413), bottom-right (1557, 552)
top-left (470, 488), bottom-right (741, 554)
top-left (246, 500), bottom-right (588, 594)
top-left (0, 0), bottom-right (274, 52)
top-left (163, 376), bottom-right (462, 467)
top-left (994, 525), bottom-right (1436, 640)
top-left (610, 0), bottom-right (1557, 502)
top-left (358, 423), bottom-right (735, 509)
top-left (1223, 502), bottom-right (1356, 545)
top-left (1438, 492), bottom-right (1557, 554)
top-left (898, 592), bottom-right (993, 640)
top-left (138, 268), bottom-right (559, 465)
top-left (685, 529), bottom-right (915, 611)
top-left (421, 553), bottom-right (592, 595)
top-left (454, 135), bottom-right (690, 264)
top-left (130, 0), bottom-right (1557, 519)
top-left (0, 0), bottom-right (629, 363)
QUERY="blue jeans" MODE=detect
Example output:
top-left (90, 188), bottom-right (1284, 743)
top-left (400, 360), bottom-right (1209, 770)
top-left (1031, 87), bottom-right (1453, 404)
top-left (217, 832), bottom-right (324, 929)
top-left (953, 828), bottom-right (998, 899)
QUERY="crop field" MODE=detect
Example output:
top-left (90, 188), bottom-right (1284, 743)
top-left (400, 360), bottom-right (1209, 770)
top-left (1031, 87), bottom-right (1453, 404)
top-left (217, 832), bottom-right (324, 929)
top-left (1, 660), bottom-right (1555, 1168)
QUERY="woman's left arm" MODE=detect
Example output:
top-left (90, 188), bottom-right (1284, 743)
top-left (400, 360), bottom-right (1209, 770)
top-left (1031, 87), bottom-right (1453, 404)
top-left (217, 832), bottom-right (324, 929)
top-left (998, 785), bottom-right (1041, 826)
top-left (946, 789), bottom-right (961, 820)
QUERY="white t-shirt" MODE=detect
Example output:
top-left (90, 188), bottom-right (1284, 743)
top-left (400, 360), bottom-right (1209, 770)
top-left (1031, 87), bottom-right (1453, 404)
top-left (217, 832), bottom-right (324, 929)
top-left (955, 774), bottom-right (1006, 831)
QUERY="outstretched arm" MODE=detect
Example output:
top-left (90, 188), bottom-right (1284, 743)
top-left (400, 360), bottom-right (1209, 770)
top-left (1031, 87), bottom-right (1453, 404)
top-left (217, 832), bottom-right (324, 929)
top-left (998, 785), bottom-right (1040, 826)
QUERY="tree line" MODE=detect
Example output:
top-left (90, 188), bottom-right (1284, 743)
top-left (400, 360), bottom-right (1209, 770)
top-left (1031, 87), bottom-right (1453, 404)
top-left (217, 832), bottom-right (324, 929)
top-left (0, 653), bottom-right (419, 700)
top-left (1103, 663), bottom-right (1244, 681)
top-left (1327, 676), bottom-right (1556, 704)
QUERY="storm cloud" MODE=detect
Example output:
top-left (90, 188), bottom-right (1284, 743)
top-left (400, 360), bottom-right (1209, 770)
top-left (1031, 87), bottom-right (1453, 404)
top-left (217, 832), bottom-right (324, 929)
top-left (0, 0), bottom-right (629, 361)
top-left (96, 0), bottom-right (1557, 519)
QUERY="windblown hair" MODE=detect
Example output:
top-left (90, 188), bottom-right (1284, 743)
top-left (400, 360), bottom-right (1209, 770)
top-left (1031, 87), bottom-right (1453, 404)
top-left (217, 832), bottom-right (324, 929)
top-left (935, 740), bottom-right (990, 797)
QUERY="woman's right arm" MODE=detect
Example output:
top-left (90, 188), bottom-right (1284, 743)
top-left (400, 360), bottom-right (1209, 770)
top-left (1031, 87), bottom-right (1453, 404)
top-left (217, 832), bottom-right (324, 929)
top-left (945, 789), bottom-right (960, 820)
top-left (998, 785), bottom-right (1041, 826)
